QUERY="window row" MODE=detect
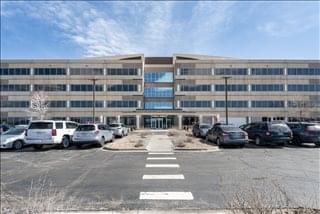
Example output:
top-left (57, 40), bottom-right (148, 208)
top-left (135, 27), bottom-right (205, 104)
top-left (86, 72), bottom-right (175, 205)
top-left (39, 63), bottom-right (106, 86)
top-left (215, 101), bottom-right (248, 108)
top-left (144, 102), bottom-right (173, 109)
top-left (107, 101), bottom-right (138, 108)
top-left (34, 84), bottom-right (67, 91)
top-left (251, 68), bottom-right (284, 75)
top-left (0, 68), bottom-right (30, 75)
top-left (288, 68), bottom-right (320, 75)
top-left (179, 100), bottom-right (285, 108)
top-left (0, 84), bottom-right (30, 91)
top-left (215, 68), bottom-right (247, 75)
top-left (70, 84), bottom-right (104, 91)
top-left (180, 68), bottom-right (212, 76)
top-left (251, 84), bottom-right (284, 91)
top-left (287, 100), bottom-right (320, 108)
top-left (1, 101), bottom-right (30, 108)
top-left (215, 84), bottom-right (248, 91)
top-left (70, 101), bottom-right (104, 108)
top-left (70, 68), bottom-right (103, 75)
top-left (180, 84), bottom-right (211, 91)
top-left (107, 84), bottom-right (138, 91)
top-left (34, 68), bottom-right (66, 75)
top-left (144, 87), bottom-right (173, 97)
top-left (251, 101), bottom-right (284, 108)
top-left (144, 72), bottom-right (173, 83)
top-left (180, 100), bottom-right (211, 108)
top-left (107, 68), bottom-right (138, 75)
top-left (288, 84), bottom-right (320, 91)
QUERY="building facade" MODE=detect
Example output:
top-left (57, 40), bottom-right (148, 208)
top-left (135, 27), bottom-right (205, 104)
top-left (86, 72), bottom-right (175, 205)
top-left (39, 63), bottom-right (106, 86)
top-left (1, 54), bottom-right (320, 128)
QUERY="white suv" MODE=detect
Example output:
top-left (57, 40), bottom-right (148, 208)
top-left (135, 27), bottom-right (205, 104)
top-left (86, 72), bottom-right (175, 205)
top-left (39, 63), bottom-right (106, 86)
top-left (25, 120), bottom-right (78, 149)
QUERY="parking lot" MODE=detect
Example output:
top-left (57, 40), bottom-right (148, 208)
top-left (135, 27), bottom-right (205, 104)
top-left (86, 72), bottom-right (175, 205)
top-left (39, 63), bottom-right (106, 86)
top-left (1, 137), bottom-right (319, 211)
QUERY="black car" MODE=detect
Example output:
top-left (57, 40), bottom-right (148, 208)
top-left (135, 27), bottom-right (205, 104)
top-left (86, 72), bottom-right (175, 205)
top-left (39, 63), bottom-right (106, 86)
top-left (286, 122), bottom-right (320, 147)
top-left (206, 124), bottom-right (248, 148)
top-left (241, 121), bottom-right (292, 146)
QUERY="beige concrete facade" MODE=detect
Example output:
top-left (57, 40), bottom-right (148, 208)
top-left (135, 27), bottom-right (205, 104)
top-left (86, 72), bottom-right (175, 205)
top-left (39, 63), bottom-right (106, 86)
top-left (1, 54), bottom-right (319, 128)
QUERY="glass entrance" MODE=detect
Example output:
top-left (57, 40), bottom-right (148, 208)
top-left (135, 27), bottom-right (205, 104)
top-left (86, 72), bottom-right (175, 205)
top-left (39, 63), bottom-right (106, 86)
top-left (143, 116), bottom-right (175, 129)
top-left (151, 117), bottom-right (165, 129)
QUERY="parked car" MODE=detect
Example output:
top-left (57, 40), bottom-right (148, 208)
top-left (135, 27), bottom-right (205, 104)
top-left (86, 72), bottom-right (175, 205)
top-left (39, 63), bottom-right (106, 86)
top-left (0, 127), bottom-right (26, 150)
top-left (108, 123), bottom-right (128, 137)
top-left (72, 124), bottom-right (114, 148)
top-left (206, 124), bottom-right (248, 147)
top-left (192, 123), bottom-right (212, 138)
top-left (241, 121), bottom-right (292, 146)
top-left (25, 120), bottom-right (78, 149)
top-left (286, 122), bottom-right (320, 147)
top-left (0, 124), bottom-right (11, 135)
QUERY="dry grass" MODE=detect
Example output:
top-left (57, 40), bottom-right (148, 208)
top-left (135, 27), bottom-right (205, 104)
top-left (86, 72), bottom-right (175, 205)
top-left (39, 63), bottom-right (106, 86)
top-left (176, 142), bottom-right (186, 147)
top-left (134, 140), bottom-right (144, 148)
top-left (226, 181), bottom-right (319, 214)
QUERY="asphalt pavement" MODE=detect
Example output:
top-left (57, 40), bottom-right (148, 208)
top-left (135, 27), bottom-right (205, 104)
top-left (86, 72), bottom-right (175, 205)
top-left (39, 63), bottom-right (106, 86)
top-left (1, 142), bottom-right (319, 211)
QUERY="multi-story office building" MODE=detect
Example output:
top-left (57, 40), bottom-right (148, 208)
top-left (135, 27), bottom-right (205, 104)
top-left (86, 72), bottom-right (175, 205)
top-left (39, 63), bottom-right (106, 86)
top-left (1, 54), bottom-right (319, 128)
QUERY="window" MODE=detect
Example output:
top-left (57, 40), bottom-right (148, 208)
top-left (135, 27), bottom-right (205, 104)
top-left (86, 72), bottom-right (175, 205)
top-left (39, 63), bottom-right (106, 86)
top-left (55, 122), bottom-right (63, 129)
top-left (0, 84), bottom-right (30, 91)
top-left (288, 68), bottom-right (320, 75)
top-left (287, 100), bottom-right (320, 108)
top-left (106, 100), bottom-right (138, 108)
top-left (107, 68), bottom-right (138, 75)
top-left (34, 68), bottom-right (66, 75)
top-left (180, 100), bottom-right (211, 108)
top-left (180, 68), bottom-right (211, 75)
top-left (144, 72), bottom-right (173, 82)
top-left (107, 84), bottom-right (138, 91)
top-left (1, 101), bottom-right (29, 108)
top-left (29, 122), bottom-right (53, 129)
top-left (48, 101), bottom-right (67, 108)
top-left (144, 88), bottom-right (173, 97)
top-left (66, 122), bottom-right (78, 129)
top-left (215, 84), bottom-right (248, 91)
top-left (76, 125), bottom-right (95, 131)
top-left (34, 84), bottom-right (67, 91)
top-left (70, 68), bottom-right (103, 75)
top-left (288, 84), bottom-right (320, 91)
top-left (215, 101), bottom-right (248, 108)
top-left (70, 101), bottom-right (104, 108)
top-left (0, 68), bottom-right (30, 75)
top-left (215, 68), bottom-right (247, 75)
top-left (144, 102), bottom-right (173, 109)
top-left (98, 125), bottom-right (107, 130)
top-left (251, 100), bottom-right (284, 108)
top-left (251, 84), bottom-right (284, 91)
top-left (251, 68), bottom-right (284, 75)
top-left (180, 85), bottom-right (211, 91)
top-left (70, 84), bottom-right (104, 91)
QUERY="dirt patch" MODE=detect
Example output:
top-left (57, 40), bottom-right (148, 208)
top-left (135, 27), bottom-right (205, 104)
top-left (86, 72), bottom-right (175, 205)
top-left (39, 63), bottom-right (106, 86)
top-left (168, 130), bottom-right (218, 151)
top-left (103, 132), bottom-right (147, 151)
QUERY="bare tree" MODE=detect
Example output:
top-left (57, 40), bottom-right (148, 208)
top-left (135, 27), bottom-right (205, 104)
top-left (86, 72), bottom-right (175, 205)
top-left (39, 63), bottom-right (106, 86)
top-left (27, 91), bottom-right (49, 120)
top-left (287, 97), bottom-right (319, 121)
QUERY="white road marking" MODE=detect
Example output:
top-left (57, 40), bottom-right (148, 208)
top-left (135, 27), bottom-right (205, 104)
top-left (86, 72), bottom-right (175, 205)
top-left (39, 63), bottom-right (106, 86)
top-left (148, 152), bottom-right (174, 155)
top-left (145, 164), bottom-right (179, 168)
top-left (140, 192), bottom-right (194, 200)
top-left (147, 157), bottom-right (176, 160)
top-left (142, 174), bottom-right (185, 180)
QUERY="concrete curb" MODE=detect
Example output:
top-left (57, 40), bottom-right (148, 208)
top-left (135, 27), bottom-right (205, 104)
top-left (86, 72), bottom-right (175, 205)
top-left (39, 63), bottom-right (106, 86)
top-left (102, 147), bottom-right (148, 152)
top-left (49, 209), bottom-right (232, 214)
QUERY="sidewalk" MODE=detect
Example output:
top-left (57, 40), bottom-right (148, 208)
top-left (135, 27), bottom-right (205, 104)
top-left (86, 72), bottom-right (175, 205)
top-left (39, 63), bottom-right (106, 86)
top-left (146, 134), bottom-right (173, 152)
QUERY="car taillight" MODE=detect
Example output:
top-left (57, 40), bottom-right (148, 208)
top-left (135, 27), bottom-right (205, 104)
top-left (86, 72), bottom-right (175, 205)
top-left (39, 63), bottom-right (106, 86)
top-left (52, 129), bottom-right (57, 136)
top-left (222, 132), bottom-right (229, 138)
top-left (94, 130), bottom-right (100, 135)
top-left (25, 130), bottom-right (27, 137)
top-left (265, 131), bottom-right (271, 136)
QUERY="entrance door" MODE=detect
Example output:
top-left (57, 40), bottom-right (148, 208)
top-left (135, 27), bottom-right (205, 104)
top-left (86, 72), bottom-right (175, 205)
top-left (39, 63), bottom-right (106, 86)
top-left (151, 117), bottom-right (165, 129)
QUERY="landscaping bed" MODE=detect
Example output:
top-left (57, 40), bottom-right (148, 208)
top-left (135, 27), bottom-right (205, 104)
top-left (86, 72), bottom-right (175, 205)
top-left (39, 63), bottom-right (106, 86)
top-left (103, 131), bottom-right (150, 151)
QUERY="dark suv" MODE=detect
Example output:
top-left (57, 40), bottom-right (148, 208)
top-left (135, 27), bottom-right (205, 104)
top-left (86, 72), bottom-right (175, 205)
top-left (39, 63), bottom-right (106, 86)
top-left (241, 121), bottom-right (292, 146)
top-left (286, 122), bottom-right (320, 147)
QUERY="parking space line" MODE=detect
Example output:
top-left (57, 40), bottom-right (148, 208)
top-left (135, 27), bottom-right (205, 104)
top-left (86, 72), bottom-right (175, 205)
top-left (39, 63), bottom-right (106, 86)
top-left (147, 157), bottom-right (176, 160)
top-left (142, 174), bottom-right (184, 180)
top-left (139, 192), bottom-right (193, 200)
top-left (145, 164), bottom-right (179, 168)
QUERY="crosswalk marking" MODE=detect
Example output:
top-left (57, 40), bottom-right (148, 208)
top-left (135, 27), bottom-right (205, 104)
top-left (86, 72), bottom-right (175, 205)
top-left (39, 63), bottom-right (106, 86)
top-left (140, 192), bottom-right (194, 200)
top-left (142, 174), bottom-right (185, 180)
top-left (147, 157), bottom-right (176, 160)
top-left (145, 164), bottom-right (179, 168)
top-left (148, 152), bottom-right (174, 155)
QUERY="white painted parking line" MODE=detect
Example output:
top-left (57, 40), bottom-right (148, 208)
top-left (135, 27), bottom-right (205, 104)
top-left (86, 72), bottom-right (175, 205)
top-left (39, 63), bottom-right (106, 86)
top-left (140, 192), bottom-right (194, 200)
top-left (147, 157), bottom-right (176, 160)
top-left (145, 164), bottom-right (179, 168)
top-left (142, 174), bottom-right (184, 180)
top-left (148, 152), bottom-right (174, 155)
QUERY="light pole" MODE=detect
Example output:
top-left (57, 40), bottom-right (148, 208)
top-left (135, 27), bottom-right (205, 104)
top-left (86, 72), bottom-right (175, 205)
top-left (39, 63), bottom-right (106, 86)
top-left (222, 76), bottom-right (231, 125)
top-left (89, 78), bottom-right (98, 123)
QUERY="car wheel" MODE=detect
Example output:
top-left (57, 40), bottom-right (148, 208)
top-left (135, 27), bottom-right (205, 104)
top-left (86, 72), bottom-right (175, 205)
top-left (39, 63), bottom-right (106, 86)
top-left (61, 136), bottom-right (70, 149)
top-left (13, 140), bottom-right (23, 150)
top-left (314, 143), bottom-right (320, 148)
top-left (33, 145), bottom-right (43, 150)
top-left (111, 135), bottom-right (115, 142)
top-left (205, 135), bottom-right (210, 142)
top-left (294, 137), bottom-right (302, 145)
top-left (99, 137), bottom-right (105, 147)
top-left (239, 144), bottom-right (245, 148)
top-left (255, 136), bottom-right (261, 146)
top-left (216, 138), bottom-right (222, 148)
top-left (278, 142), bottom-right (285, 147)
top-left (76, 144), bottom-right (82, 149)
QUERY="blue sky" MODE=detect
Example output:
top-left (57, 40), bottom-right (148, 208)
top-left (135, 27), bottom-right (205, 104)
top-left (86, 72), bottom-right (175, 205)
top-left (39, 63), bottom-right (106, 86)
top-left (1, 1), bottom-right (319, 59)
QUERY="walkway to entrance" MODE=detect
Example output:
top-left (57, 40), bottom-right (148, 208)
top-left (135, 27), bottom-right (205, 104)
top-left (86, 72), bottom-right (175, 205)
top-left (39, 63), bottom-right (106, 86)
top-left (146, 134), bottom-right (173, 152)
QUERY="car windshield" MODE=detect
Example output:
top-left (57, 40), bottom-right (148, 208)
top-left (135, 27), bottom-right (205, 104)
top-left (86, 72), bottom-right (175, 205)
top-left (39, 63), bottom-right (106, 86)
top-left (221, 127), bottom-right (242, 132)
top-left (200, 124), bottom-right (211, 129)
top-left (271, 123), bottom-right (290, 132)
top-left (306, 125), bottom-right (320, 131)
top-left (29, 122), bottom-right (53, 129)
top-left (109, 124), bottom-right (120, 127)
top-left (76, 125), bottom-right (95, 131)
top-left (3, 128), bottom-right (25, 135)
